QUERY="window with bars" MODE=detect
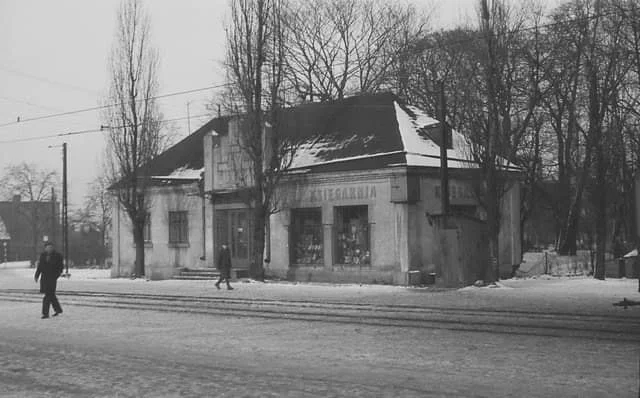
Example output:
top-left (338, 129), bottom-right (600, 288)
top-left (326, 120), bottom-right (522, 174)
top-left (168, 211), bottom-right (189, 244)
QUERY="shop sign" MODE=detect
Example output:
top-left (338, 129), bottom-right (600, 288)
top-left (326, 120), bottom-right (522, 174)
top-left (290, 184), bottom-right (377, 203)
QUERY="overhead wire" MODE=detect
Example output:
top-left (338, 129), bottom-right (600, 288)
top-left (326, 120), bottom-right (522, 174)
top-left (0, 4), bottom-right (632, 131)
top-left (0, 113), bottom-right (213, 145)
top-left (0, 83), bottom-right (231, 129)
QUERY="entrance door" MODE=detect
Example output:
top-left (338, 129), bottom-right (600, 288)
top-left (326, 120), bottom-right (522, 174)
top-left (230, 210), bottom-right (251, 268)
top-left (215, 209), bottom-right (252, 270)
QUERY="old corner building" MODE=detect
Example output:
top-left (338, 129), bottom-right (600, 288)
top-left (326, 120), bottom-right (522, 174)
top-left (111, 92), bottom-right (521, 286)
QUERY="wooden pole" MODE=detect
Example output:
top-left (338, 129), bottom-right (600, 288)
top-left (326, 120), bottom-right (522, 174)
top-left (439, 81), bottom-right (449, 217)
top-left (62, 143), bottom-right (68, 276)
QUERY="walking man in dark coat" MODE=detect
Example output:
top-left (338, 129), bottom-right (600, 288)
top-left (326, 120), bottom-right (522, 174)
top-left (215, 243), bottom-right (233, 290)
top-left (34, 242), bottom-right (64, 319)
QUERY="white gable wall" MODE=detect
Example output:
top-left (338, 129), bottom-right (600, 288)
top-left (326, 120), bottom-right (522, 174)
top-left (111, 183), bottom-right (206, 280)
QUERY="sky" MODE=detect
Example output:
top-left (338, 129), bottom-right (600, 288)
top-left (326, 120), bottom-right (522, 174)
top-left (0, 0), bottom-right (562, 208)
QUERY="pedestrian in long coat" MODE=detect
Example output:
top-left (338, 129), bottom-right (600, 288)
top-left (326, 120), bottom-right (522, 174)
top-left (34, 242), bottom-right (64, 318)
top-left (215, 244), bottom-right (233, 290)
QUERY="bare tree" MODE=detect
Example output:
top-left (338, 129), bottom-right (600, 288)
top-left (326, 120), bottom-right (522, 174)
top-left (102, 0), bottom-right (164, 277)
top-left (584, 0), bottom-right (630, 279)
top-left (472, 0), bottom-right (545, 281)
top-left (84, 174), bottom-right (113, 264)
top-left (540, 2), bottom-right (589, 255)
top-left (223, 0), bottom-right (301, 279)
top-left (284, 0), bottom-right (427, 101)
top-left (0, 162), bottom-right (58, 263)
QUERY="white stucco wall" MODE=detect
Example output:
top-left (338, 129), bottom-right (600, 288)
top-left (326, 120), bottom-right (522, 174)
top-left (265, 169), bottom-right (521, 285)
top-left (268, 169), bottom-right (410, 284)
top-left (111, 184), bottom-right (206, 280)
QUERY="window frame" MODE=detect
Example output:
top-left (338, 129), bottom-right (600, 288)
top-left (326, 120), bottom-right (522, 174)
top-left (168, 211), bottom-right (189, 245)
top-left (143, 212), bottom-right (152, 243)
top-left (289, 207), bottom-right (324, 266)
top-left (333, 205), bottom-right (371, 266)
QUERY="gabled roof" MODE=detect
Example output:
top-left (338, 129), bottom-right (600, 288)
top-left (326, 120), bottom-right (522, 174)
top-left (281, 92), bottom-right (487, 172)
top-left (138, 92), bottom-right (517, 182)
top-left (143, 116), bottom-right (230, 183)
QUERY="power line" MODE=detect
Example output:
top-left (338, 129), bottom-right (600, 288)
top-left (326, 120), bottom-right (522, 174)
top-left (0, 95), bottom-right (63, 112)
top-left (0, 83), bottom-right (230, 129)
top-left (0, 113), bottom-right (213, 145)
top-left (0, 64), bottom-right (101, 96)
top-left (0, 5), bottom-right (631, 131)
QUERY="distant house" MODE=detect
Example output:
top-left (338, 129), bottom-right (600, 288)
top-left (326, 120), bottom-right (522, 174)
top-left (0, 195), bottom-right (59, 263)
top-left (68, 221), bottom-right (108, 266)
top-left (0, 215), bottom-right (10, 263)
top-left (111, 92), bottom-right (522, 285)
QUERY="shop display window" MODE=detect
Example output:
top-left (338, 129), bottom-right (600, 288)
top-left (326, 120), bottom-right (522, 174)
top-left (335, 205), bottom-right (371, 265)
top-left (290, 208), bottom-right (323, 265)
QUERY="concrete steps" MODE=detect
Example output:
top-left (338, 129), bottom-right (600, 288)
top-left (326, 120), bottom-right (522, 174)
top-left (173, 268), bottom-right (220, 280)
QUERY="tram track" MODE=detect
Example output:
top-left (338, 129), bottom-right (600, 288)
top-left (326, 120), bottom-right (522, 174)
top-left (0, 289), bottom-right (638, 342)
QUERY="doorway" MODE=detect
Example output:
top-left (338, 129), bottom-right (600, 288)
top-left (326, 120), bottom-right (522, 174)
top-left (215, 209), bottom-right (252, 270)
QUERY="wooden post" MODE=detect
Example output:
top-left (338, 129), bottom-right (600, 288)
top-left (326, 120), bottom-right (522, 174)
top-left (439, 81), bottom-right (449, 218)
top-left (62, 143), bottom-right (69, 276)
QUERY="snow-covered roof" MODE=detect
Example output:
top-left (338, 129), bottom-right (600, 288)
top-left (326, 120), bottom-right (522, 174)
top-left (138, 92), bottom-right (519, 186)
top-left (283, 92), bottom-right (511, 173)
top-left (150, 166), bottom-right (204, 181)
top-left (128, 117), bottom-right (230, 186)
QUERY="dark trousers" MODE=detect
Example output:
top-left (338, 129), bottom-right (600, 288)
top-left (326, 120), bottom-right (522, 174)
top-left (42, 292), bottom-right (62, 315)
top-left (216, 275), bottom-right (231, 287)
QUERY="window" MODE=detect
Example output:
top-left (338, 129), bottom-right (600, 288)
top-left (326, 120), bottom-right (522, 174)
top-left (143, 213), bottom-right (151, 242)
top-left (133, 212), bottom-right (151, 244)
top-left (230, 210), bottom-right (250, 259)
top-left (335, 206), bottom-right (370, 265)
top-left (169, 211), bottom-right (189, 244)
top-left (290, 208), bottom-right (323, 265)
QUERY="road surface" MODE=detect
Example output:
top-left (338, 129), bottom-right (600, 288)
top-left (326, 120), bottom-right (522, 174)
top-left (0, 290), bottom-right (638, 397)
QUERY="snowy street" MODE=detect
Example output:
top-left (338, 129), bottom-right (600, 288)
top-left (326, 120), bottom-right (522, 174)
top-left (0, 269), bottom-right (639, 397)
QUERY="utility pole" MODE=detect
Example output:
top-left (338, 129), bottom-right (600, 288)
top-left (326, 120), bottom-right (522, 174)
top-left (439, 81), bottom-right (449, 218)
top-left (187, 101), bottom-right (192, 133)
top-left (51, 187), bottom-right (57, 247)
top-left (62, 142), bottom-right (69, 277)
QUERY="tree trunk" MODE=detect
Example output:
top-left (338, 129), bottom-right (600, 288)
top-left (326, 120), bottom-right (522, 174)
top-left (594, 215), bottom-right (606, 280)
top-left (488, 201), bottom-right (501, 281)
top-left (594, 148), bottom-right (607, 280)
top-left (484, 165), bottom-right (501, 282)
top-left (558, 209), bottom-right (579, 255)
top-left (557, 140), bottom-right (593, 256)
top-left (251, 206), bottom-right (266, 281)
top-left (132, 222), bottom-right (145, 277)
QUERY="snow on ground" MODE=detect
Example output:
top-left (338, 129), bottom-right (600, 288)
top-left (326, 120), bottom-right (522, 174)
top-left (459, 281), bottom-right (514, 291)
top-left (5, 267), bottom-right (112, 280)
top-left (63, 268), bottom-right (112, 280)
top-left (1, 267), bottom-right (637, 316)
top-left (0, 261), bottom-right (31, 269)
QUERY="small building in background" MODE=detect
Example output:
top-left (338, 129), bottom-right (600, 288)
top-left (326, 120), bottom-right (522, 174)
top-left (0, 215), bottom-right (11, 263)
top-left (0, 195), bottom-right (59, 263)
